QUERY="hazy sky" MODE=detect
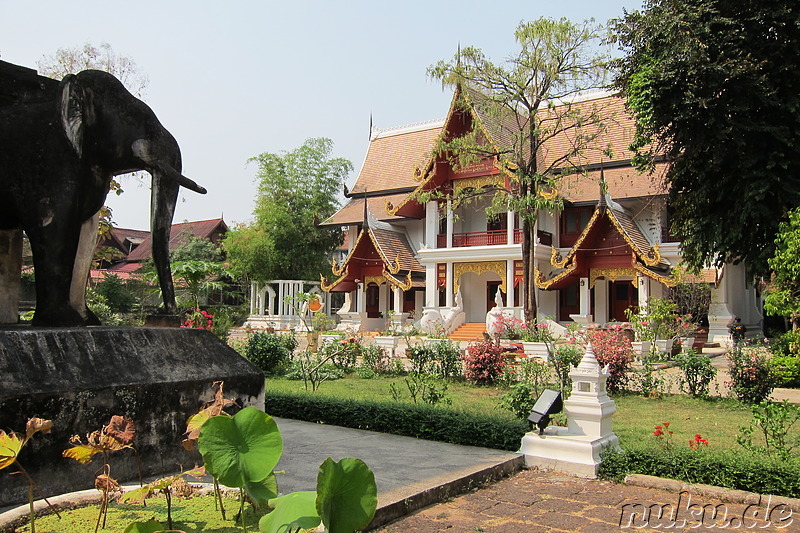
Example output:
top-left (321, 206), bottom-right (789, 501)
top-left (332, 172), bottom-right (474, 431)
top-left (2, 0), bottom-right (643, 230)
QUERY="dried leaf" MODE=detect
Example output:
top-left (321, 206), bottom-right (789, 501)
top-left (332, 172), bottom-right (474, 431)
top-left (105, 416), bottom-right (135, 446)
top-left (25, 418), bottom-right (52, 442)
top-left (63, 443), bottom-right (103, 465)
top-left (183, 382), bottom-right (237, 447)
top-left (95, 474), bottom-right (120, 493)
top-left (0, 430), bottom-right (22, 470)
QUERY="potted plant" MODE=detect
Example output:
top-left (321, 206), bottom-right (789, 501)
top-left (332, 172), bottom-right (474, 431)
top-left (641, 297), bottom-right (679, 356)
top-left (519, 320), bottom-right (555, 361)
top-left (623, 308), bottom-right (654, 358)
top-left (674, 314), bottom-right (699, 352)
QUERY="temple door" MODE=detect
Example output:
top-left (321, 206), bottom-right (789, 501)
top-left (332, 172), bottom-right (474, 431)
top-left (366, 284), bottom-right (380, 318)
top-left (610, 280), bottom-right (638, 322)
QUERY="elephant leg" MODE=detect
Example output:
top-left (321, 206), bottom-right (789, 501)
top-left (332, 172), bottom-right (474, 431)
top-left (27, 213), bottom-right (85, 327)
top-left (0, 229), bottom-right (22, 324)
top-left (70, 212), bottom-right (101, 325)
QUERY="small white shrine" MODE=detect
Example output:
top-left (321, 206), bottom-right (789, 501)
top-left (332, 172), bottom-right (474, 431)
top-left (519, 342), bottom-right (620, 478)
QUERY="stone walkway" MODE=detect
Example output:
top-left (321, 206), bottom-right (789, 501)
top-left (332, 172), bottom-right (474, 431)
top-left (374, 468), bottom-right (797, 532)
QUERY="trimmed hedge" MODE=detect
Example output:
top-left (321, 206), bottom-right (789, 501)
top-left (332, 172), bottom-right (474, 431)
top-left (599, 445), bottom-right (800, 498)
top-left (265, 391), bottom-right (528, 451)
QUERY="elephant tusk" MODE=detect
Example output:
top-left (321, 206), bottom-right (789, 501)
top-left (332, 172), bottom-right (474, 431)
top-left (154, 162), bottom-right (206, 194)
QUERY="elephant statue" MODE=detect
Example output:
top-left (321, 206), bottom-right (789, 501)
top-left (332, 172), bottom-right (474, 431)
top-left (0, 60), bottom-right (206, 326)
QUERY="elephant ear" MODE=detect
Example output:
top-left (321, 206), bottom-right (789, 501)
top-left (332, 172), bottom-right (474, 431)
top-left (60, 74), bottom-right (86, 157)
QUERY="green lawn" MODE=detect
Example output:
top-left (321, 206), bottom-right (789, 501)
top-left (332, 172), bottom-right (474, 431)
top-left (265, 375), bottom-right (793, 452)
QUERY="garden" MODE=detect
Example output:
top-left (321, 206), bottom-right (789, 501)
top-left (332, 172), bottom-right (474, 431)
top-left (231, 296), bottom-right (800, 500)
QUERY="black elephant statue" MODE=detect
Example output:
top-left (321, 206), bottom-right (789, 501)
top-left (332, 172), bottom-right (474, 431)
top-left (0, 60), bottom-right (206, 326)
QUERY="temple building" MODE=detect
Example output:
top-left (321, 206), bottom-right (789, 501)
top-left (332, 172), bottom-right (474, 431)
top-left (318, 87), bottom-right (762, 343)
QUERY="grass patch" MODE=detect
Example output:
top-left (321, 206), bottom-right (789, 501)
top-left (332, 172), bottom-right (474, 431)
top-left (13, 494), bottom-right (265, 533)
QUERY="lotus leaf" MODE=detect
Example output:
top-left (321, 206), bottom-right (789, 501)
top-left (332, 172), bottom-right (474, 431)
top-left (198, 407), bottom-right (282, 489)
top-left (259, 491), bottom-right (320, 533)
top-left (316, 457), bottom-right (377, 533)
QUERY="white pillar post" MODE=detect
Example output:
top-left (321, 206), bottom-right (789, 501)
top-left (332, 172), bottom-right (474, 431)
top-left (507, 209), bottom-right (515, 245)
top-left (446, 199), bottom-right (454, 248)
top-left (594, 280), bottom-right (608, 324)
top-left (425, 263), bottom-right (437, 307)
top-left (446, 262), bottom-right (454, 307)
top-left (357, 284), bottom-right (365, 313)
top-left (579, 278), bottom-right (590, 316)
top-left (506, 259), bottom-right (515, 309)
top-left (425, 200), bottom-right (438, 248)
top-left (637, 275), bottom-right (650, 313)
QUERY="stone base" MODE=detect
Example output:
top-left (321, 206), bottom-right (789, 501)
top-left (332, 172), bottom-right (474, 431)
top-left (0, 326), bottom-right (265, 507)
top-left (519, 427), bottom-right (620, 478)
top-left (144, 314), bottom-right (182, 328)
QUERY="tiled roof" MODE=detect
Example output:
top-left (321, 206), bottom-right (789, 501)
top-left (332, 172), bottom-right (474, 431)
top-left (369, 227), bottom-right (424, 273)
top-left (125, 218), bottom-right (227, 262)
top-left (348, 122), bottom-right (443, 194)
top-left (560, 164), bottom-right (668, 203)
top-left (319, 193), bottom-right (411, 227)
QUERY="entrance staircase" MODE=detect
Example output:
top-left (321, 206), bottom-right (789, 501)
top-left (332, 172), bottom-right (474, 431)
top-left (448, 322), bottom-right (487, 342)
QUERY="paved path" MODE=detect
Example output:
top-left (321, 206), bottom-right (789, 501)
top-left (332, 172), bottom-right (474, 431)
top-left (373, 468), bottom-right (796, 532)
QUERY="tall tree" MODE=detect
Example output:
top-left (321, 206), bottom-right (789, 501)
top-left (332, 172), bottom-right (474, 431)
top-left (37, 42), bottom-right (149, 97)
top-left (612, 0), bottom-right (800, 275)
top-left (224, 138), bottom-right (352, 283)
top-left (427, 18), bottom-right (610, 323)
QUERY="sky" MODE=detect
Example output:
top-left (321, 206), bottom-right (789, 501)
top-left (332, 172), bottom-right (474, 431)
top-left (2, 0), bottom-right (643, 231)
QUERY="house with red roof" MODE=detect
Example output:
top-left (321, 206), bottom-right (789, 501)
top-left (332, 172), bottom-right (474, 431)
top-left (318, 88), bottom-right (761, 344)
top-left (91, 218), bottom-right (227, 282)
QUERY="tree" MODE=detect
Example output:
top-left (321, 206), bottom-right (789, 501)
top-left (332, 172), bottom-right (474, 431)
top-left (36, 42), bottom-right (149, 97)
top-left (612, 0), bottom-right (800, 275)
top-left (224, 138), bottom-right (352, 283)
top-left (427, 18), bottom-right (610, 323)
top-left (765, 209), bottom-right (800, 330)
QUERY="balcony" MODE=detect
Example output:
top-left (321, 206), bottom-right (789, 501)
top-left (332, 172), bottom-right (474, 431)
top-left (434, 228), bottom-right (548, 248)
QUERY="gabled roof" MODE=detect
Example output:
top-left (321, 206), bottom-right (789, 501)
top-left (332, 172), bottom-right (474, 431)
top-left (536, 192), bottom-right (674, 290)
top-left (125, 218), bottom-right (227, 262)
top-left (321, 216), bottom-right (423, 293)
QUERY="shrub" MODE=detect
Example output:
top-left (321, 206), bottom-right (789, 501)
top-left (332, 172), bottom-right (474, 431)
top-left (407, 340), bottom-right (463, 379)
top-left (589, 325), bottom-right (634, 393)
top-left (737, 400), bottom-right (800, 459)
top-left (673, 350), bottom-right (717, 398)
top-left (499, 382), bottom-right (539, 420)
top-left (599, 444), bottom-right (800, 498)
top-left (390, 372), bottom-right (451, 406)
top-left (551, 343), bottom-right (583, 392)
top-left (264, 392), bottom-right (527, 451)
top-left (462, 338), bottom-right (507, 384)
top-left (94, 273), bottom-right (138, 313)
top-left (769, 355), bottom-right (800, 388)
top-left (244, 331), bottom-right (297, 375)
top-left (320, 335), bottom-right (360, 372)
top-left (768, 329), bottom-right (800, 357)
top-left (360, 344), bottom-right (391, 375)
top-left (726, 342), bottom-right (776, 404)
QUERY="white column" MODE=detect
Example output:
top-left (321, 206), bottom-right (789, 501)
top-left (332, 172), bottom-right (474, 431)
top-left (594, 280), bottom-right (608, 324)
top-left (506, 259), bottom-right (515, 309)
top-left (446, 263), bottom-right (454, 307)
top-left (250, 283), bottom-right (257, 315)
top-left (393, 286), bottom-right (403, 315)
top-left (356, 284), bottom-right (365, 313)
top-left (425, 263), bottom-right (437, 307)
top-left (446, 199), bottom-right (454, 248)
top-left (425, 200), bottom-right (438, 248)
top-left (637, 275), bottom-right (650, 312)
top-left (579, 278), bottom-right (590, 316)
top-left (507, 210), bottom-right (515, 245)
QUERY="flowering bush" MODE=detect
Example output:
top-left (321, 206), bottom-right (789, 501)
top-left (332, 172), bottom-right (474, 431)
top-left (462, 338), bottom-right (507, 384)
top-left (182, 308), bottom-right (213, 330)
top-left (589, 325), bottom-right (634, 393)
top-left (674, 349), bottom-right (717, 398)
top-left (520, 321), bottom-right (555, 343)
top-left (689, 434), bottom-right (710, 450)
top-left (623, 308), bottom-right (654, 342)
top-left (653, 422), bottom-right (674, 448)
top-left (726, 342), bottom-right (776, 404)
top-left (321, 335), bottom-right (362, 372)
top-left (493, 314), bottom-right (525, 340)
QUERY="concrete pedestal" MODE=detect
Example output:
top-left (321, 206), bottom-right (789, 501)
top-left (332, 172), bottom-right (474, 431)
top-left (0, 326), bottom-right (265, 507)
top-left (521, 428), bottom-right (619, 478)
